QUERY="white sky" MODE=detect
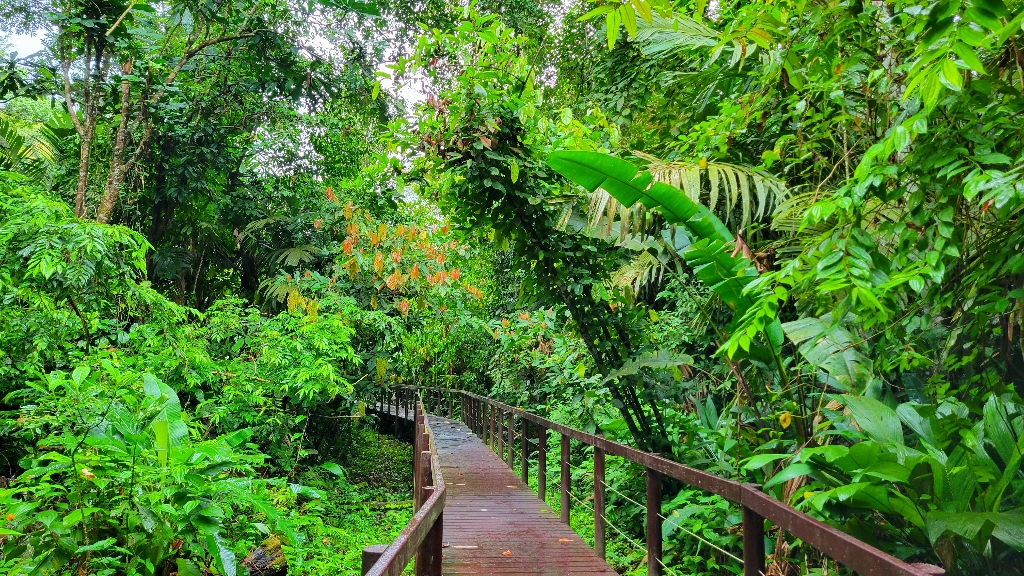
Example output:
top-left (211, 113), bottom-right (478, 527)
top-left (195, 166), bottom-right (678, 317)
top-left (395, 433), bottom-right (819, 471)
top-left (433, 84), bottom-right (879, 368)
top-left (6, 33), bottom-right (45, 57)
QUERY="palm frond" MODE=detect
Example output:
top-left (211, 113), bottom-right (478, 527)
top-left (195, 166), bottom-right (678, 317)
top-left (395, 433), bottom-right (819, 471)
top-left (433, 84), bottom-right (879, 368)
top-left (259, 277), bottom-right (298, 304)
top-left (610, 249), bottom-right (668, 297)
top-left (274, 245), bottom-right (319, 267)
top-left (634, 150), bottom-right (788, 230)
top-left (634, 14), bottom-right (719, 57)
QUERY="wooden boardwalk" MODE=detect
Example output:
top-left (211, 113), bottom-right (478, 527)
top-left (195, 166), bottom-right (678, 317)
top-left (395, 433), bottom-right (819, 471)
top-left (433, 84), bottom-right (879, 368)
top-left (428, 414), bottom-right (618, 575)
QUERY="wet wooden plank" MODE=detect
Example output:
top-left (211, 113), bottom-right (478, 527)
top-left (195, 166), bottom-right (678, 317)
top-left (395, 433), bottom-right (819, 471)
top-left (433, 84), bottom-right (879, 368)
top-left (428, 415), bottom-right (618, 576)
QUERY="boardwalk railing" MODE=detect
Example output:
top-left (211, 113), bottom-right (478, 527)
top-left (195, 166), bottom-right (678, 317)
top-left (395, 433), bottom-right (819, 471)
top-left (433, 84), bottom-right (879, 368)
top-left (363, 394), bottom-right (445, 576)
top-left (383, 386), bottom-right (944, 576)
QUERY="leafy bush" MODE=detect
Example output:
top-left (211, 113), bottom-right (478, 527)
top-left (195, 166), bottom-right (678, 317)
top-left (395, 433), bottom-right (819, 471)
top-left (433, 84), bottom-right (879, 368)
top-left (748, 394), bottom-right (1024, 573)
top-left (1, 364), bottom-right (297, 576)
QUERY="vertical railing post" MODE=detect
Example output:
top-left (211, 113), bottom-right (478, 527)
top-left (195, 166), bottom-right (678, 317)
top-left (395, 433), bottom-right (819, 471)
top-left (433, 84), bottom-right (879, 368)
top-left (489, 404), bottom-right (496, 451)
top-left (646, 468), bottom-right (662, 576)
top-left (742, 485), bottom-right (766, 576)
top-left (594, 447), bottom-right (606, 560)
top-left (360, 544), bottom-right (387, 575)
top-left (520, 419), bottom-right (529, 484)
top-left (560, 434), bottom-right (570, 525)
top-left (538, 426), bottom-right (547, 501)
top-left (413, 406), bottom-right (422, 503)
top-left (415, 450), bottom-right (430, 511)
top-left (391, 389), bottom-right (398, 436)
top-left (415, 502), bottom-right (443, 576)
top-left (447, 391), bottom-right (453, 418)
top-left (506, 413), bottom-right (514, 467)
top-left (497, 409), bottom-right (505, 460)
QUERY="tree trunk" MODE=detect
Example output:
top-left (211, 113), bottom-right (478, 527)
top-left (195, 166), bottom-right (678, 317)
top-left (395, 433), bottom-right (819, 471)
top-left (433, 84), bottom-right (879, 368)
top-left (97, 59), bottom-right (134, 224)
top-left (73, 135), bottom-right (92, 218)
top-left (242, 535), bottom-right (287, 576)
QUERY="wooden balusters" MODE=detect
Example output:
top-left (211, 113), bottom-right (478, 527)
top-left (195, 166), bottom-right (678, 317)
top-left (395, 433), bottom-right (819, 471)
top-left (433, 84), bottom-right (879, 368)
top-left (560, 434), bottom-right (570, 525)
top-left (646, 468), bottom-right (662, 576)
top-left (594, 447), bottom-right (606, 560)
top-left (506, 413), bottom-right (514, 467)
top-left (489, 404), bottom-right (495, 450)
top-left (538, 426), bottom-right (547, 501)
top-left (497, 409), bottom-right (505, 460)
top-left (520, 419), bottom-right (529, 484)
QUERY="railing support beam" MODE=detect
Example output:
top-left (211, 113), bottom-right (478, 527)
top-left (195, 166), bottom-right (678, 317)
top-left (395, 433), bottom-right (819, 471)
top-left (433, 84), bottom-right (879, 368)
top-left (742, 488), bottom-right (766, 576)
top-left (560, 433), bottom-right (570, 525)
top-left (646, 468), bottom-right (662, 576)
top-left (594, 447), bottom-right (605, 560)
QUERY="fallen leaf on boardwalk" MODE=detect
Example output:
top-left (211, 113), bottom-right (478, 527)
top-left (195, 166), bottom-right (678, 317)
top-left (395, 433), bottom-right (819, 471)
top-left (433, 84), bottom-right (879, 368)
top-left (501, 550), bottom-right (512, 556)
top-left (558, 538), bottom-right (572, 542)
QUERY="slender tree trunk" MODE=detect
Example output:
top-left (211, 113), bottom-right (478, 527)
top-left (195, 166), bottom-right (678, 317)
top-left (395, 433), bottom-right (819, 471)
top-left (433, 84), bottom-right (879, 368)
top-left (73, 136), bottom-right (92, 218)
top-left (97, 59), bottom-right (134, 224)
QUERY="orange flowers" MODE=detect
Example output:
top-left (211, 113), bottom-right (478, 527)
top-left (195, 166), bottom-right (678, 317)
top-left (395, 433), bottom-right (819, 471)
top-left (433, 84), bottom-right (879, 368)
top-left (449, 268), bottom-right (461, 281)
top-left (326, 187), bottom-right (337, 202)
top-left (397, 299), bottom-right (410, 316)
top-left (343, 201), bottom-right (354, 219)
top-left (342, 237), bottom-right (354, 255)
top-left (410, 263), bottom-right (421, 280)
top-left (373, 252), bottom-right (384, 274)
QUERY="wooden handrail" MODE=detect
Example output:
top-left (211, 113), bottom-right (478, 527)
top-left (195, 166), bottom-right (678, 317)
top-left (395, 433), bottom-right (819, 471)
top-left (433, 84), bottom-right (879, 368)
top-left (394, 385), bottom-right (945, 576)
top-left (363, 391), bottom-right (445, 576)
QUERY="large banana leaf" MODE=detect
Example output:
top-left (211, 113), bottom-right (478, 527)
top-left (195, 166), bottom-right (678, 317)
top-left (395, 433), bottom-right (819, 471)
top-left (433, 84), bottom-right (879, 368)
top-left (547, 150), bottom-right (783, 352)
top-left (547, 150), bottom-right (734, 243)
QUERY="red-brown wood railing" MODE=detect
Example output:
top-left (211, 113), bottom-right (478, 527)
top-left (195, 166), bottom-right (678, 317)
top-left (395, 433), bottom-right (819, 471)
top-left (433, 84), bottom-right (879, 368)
top-left (362, 393), bottom-right (445, 576)
top-left (380, 386), bottom-right (943, 576)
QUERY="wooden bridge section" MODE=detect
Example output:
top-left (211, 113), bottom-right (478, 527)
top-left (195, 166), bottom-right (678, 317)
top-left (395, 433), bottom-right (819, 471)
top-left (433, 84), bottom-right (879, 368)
top-left (431, 414), bottom-right (618, 575)
top-left (364, 388), bottom-right (944, 576)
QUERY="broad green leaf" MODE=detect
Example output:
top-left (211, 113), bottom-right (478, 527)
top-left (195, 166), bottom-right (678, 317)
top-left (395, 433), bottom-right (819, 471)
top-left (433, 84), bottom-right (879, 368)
top-left (860, 461), bottom-right (911, 483)
top-left (71, 366), bottom-right (90, 385)
top-left (577, 5), bottom-right (615, 21)
top-left (952, 42), bottom-right (986, 73)
top-left (620, 5), bottom-right (638, 39)
top-left (606, 10), bottom-right (622, 49)
top-left (321, 462), bottom-right (345, 477)
top-left (783, 316), bottom-right (873, 393)
top-left (764, 462), bottom-right (813, 489)
top-left (631, 0), bottom-right (653, 23)
top-left (75, 538), bottom-right (116, 554)
top-left (842, 395), bottom-right (905, 445)
top-left (743, 453), bottom-right (790, 469)
top-left (940, 58), bottom-right (963, 91)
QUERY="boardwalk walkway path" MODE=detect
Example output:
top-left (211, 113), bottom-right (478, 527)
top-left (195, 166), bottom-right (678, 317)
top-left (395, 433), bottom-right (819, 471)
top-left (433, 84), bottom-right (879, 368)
top-left (428, 414), bottom-right (618, 575)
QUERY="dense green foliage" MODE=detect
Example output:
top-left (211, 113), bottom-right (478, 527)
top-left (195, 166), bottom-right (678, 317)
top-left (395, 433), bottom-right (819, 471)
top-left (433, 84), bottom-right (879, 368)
top-left (2, 0), bottom-right (1023, 574)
